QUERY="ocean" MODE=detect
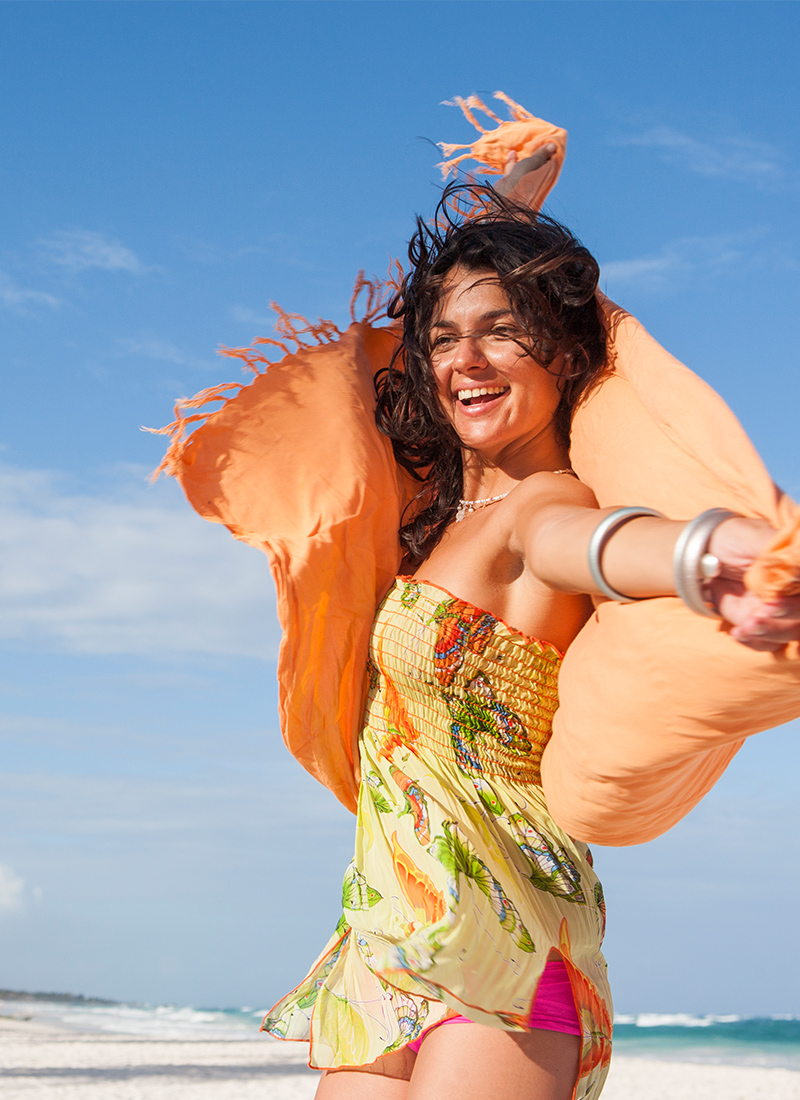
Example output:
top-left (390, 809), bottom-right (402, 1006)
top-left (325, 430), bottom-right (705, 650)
top-left (2, 994), bottom-right (798, 1070)
top-left (613, 1013), bottom-right (800, 1070)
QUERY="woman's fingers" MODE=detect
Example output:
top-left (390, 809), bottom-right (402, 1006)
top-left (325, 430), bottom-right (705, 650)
top-left (494, 143), bottom-right (557, 198)
top-left (717, 587), bottom-right (800, 649)
top-left (733, 603), bottom-right (800, 645)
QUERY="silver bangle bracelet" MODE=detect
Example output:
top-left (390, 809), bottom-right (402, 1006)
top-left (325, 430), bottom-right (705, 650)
top-left (588, 507), bottom-right (666, 602)
top-left (673, 508), bottom-right (739, 618)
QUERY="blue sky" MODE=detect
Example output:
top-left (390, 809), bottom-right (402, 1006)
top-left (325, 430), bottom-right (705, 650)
top-left (1, 1), bottom-right (799, 1017)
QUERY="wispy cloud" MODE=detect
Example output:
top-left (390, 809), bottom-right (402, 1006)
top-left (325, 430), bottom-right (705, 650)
top-left (601, 231), bottom-right (759, 293)
top-left (117, 337), bottom-right (209, 369)
top-left (618, 126), bottom-right (785, 186)
top-left (38, 230), bottom-right (149, 274)
top-left (0, 271), bottom-right (61, 313)
top-left (230, 305), bottom-right (275, 328)
top-left (0, 865), bottom-right (24, 912)
top-left (0, 465), bottom-right (278, 658)
top-left (602, 252), bottom-right (681, 286)
top-left (172, 236), bottom-right (269, 266)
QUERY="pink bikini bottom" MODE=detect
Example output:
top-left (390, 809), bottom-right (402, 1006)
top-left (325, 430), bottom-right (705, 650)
top-left (406, 956), bottom-right (580, 1053)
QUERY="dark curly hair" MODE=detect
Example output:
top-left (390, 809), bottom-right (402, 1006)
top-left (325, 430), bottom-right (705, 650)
top-left (375, 183), bottom-right (607, 563)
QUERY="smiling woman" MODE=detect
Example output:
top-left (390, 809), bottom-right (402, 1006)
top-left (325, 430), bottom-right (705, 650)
top-left (375, 194), bottom-right (606, 567)
top-left (163, 99), bottom-right (800, 1100)
top-left (258, 181), bottom-right (799, 1099)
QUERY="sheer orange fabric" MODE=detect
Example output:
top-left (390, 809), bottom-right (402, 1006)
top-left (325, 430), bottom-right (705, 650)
top-left (157, 96), bottom-right (800, 844)
top-left (548, 301), bottom-right (800, 843)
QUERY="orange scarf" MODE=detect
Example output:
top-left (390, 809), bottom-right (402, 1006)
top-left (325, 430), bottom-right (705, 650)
top-left (157, 95), bottom-right (800, 845)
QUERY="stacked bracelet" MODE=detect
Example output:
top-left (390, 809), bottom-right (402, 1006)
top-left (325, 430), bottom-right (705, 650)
top-left (672, 508), bottom-right (739, 618)
top-left (587, 507), bottom-right (665, 602)
top-left (587, 505), bottom-right (741, 613)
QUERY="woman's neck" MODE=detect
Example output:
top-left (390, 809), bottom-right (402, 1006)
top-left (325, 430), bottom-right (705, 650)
top-left (460, 441), bottom-right (571, 500)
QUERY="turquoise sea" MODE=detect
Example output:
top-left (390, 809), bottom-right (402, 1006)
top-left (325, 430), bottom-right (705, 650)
top-left (613, 1013), bottom-right (800, 1070)
top-left (1, 994), bottom-right (798, 1070)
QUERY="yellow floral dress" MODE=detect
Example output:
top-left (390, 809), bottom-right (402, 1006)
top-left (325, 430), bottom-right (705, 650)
top-left (264, 579), bottom-right (613, 1099)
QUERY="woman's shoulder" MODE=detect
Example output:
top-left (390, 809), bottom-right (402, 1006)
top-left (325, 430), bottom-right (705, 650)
top-left (509, 469), bottom-right (597, 510)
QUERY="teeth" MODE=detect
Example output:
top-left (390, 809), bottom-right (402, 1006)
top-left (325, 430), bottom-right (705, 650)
top-left (457, 386), bottom-right (506, 403)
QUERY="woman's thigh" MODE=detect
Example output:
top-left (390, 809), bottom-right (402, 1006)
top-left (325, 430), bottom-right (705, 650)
top-left (407, 1022), bottom-right (580, 1100)
top-left (313, 1022), bottom-right (580, 1100)
top-left (315, 1048), bottom-right (415, 1099)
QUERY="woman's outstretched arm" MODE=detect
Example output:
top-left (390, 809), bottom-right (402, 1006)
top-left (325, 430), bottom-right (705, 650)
top-left (513, 475), bottom-right (800, 651)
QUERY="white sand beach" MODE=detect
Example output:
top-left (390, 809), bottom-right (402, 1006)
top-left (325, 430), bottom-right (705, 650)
top-left (0, 1016), bottom-right (317, 1100)
top-left (2, 1016), bottom-right (800, 1100)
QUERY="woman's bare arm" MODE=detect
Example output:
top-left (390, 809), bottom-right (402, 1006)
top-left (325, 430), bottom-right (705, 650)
top-left (511, 478), bottom-right (800, 650)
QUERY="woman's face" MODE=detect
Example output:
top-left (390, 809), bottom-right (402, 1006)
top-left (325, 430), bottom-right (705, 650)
top-left (428, 265), bottom-right (563, 464)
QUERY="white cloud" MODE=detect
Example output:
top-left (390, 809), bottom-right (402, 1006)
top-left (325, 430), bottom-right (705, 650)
top-left (601, 231), bottom-right (757, 293)
top-left (619, 126), bottom-right (785, 186)
top-left (0, 768), bottom-right (338, 842)
top-left (0, 465), bottom-right (279, 658)
top-left (38, 230), bottom-right (148, 274)
top-left (117, 337), bottom-right (210, 369)
top-left (230, 305), bottom-right (275, 328)
top-left (173, 237), bottom-right (269, 266)
top-left (0, 271), bottom-right (61, 313)
top-left (0, 864), bottom-right (24, 912)
top-left (602, 252), bottom-right (682, 286)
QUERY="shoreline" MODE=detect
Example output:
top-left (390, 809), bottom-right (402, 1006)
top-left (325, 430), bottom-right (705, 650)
top-left (1, 1017), bottom-right (799, 1100)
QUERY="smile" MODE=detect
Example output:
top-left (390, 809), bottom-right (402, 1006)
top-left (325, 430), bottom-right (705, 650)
top-left (456, 386), bottom-right (509, 407)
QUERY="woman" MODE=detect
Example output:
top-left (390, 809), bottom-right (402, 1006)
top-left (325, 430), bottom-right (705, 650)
top-left (260, 175), bottom-right (798, 1100)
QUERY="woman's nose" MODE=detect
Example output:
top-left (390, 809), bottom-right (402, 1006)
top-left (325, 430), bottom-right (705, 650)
top-left (451, 334), bottom-right (488, 370)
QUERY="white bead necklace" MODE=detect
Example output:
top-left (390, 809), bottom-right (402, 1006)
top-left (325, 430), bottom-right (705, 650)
top-left (455, 493), bottom-right (510, 522)
top-left (456, 470), bottom-right (573, 522)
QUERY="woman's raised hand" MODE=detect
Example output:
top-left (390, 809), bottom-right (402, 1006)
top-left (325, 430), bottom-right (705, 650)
top-left (493, 144), bottom-right (557, 204)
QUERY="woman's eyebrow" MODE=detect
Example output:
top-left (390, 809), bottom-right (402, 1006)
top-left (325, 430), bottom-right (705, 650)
top-left (430, 308), bottom-right (515, 330)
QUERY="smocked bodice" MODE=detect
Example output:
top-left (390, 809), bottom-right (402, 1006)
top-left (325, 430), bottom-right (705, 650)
top-left (362, 577), bottom-right (562, 786)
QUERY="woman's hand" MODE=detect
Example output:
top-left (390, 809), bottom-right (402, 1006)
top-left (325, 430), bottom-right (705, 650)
top-left (493, 144), bottom-right (557, 203)
top-left (716, 587), bottom-right (800, 650)
top-left (707, 517), bottom-right (800, 650)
